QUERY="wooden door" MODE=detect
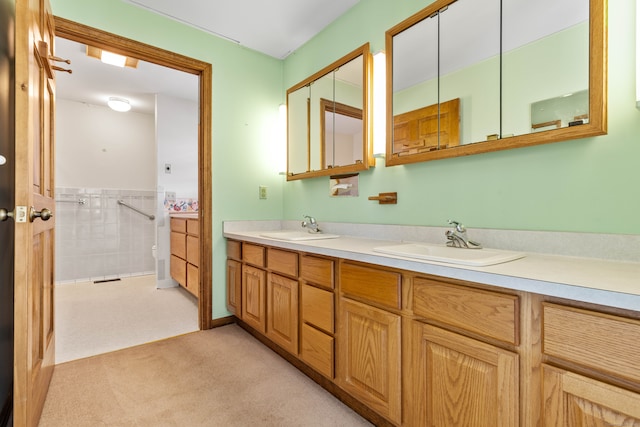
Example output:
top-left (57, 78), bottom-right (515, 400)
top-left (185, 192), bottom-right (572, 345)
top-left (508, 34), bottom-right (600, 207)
top-left (409, 322), bottom-right (519, 427)
top-left (14, 0), bottom-right (56, 426)
top-left (337, 298), bottom-right (401, 425)
top-left (542, 365), bottom-right (640, 426)
top-left (242, 265), bottom-right (266, 333)
top-left (266, 273), bottom-right (298, 354)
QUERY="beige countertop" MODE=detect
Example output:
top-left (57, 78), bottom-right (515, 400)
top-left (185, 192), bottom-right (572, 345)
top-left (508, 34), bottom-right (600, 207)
top-left (223, 228), bottom-right (640, 312)
top-left (169, 213), bottom-right (199, 219)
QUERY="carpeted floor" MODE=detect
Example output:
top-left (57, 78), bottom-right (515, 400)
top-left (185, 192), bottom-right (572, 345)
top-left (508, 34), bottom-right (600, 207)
top-left (39, 324), bottom-right (372, 427)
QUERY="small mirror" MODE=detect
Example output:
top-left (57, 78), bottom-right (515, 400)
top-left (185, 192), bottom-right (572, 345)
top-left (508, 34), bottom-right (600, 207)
top-left (287, 44), bottom-right (372, 180)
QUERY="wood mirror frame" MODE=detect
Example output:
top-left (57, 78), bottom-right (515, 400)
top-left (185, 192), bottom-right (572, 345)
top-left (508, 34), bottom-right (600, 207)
top-left (385, 0), bottom-right (607, 166)
top-left (286, 43), bottom-right (373, 180)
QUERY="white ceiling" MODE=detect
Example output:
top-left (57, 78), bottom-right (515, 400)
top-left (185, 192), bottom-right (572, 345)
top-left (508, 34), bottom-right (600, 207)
top-left (55, 0), bottom-right (361, 114)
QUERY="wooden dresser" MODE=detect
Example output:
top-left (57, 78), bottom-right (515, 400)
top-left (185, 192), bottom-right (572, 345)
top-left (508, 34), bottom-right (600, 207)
top-left (170, 215), bottom-right (199, 298)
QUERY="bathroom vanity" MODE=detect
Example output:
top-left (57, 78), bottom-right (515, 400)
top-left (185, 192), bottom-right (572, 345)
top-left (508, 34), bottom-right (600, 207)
top-left (224, 223), bottom-right (640, 426)
top-left (169, 214), bottom-right (200, 298)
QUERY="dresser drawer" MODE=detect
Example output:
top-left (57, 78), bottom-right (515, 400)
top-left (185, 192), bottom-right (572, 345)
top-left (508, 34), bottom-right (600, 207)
top-left (186, 235), bottom-right (199, 266)
top-left (186, 218), bottom-right (199, 235)
top-left (543, 303), bottom-right (640, 384)
top-left (242, 243), bottom-right (265, 267)
top-left (170, 217), bottom-right (186, 233)
top-left (170, 255), bottom-right (186, 286)
top-left (300, 323), bottom-right (334, 378)
top-left (170, 231), bottom-right (186, 259)
top-left (300, 255), bottom-right (334, 289)
top-left (267, 248), bottom-right (298, 277)
top-left (301, 284), bottom-right (333, 333)
top-left (340, 262), bottom-right (401, 310)
top-left (227, 240), bottom-right (241, 260)
top-left (186, 263), bottom-right (199, 298)
top-left (413, 278), bottom-right (519, 345)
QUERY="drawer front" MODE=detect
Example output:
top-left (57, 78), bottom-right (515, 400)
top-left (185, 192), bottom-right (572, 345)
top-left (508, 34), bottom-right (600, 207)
top-left (543, 303), bottom-right (640, 384)
top-left (227, 240), bottom-right (241, 260)
top-left (267, 248), bottom-right (298, 277)
top-left (170, 217), bottom-right (186, 233)
top-left (186, 235), bottom-right (199, 266)
top-left (413, 278), bottom-right (519, 345)
top-left (186, 263), bottom-right (199, 298)
top-left (340, 262), bottom-right (401, 310)
top-left (301, 284), bottom-right (333, 333)
top-left (243, 243), bottom-right (265, 267)
top-left (301, 323), bottom-right (334, 378)
top-left (170, 255), bottom-right (186, 286)
top-left (300, 255), bottom-right (334, 289)
top-left (186, 218), bottom-right (199, 235)
top-left (170, 231), bottom-right (186, 259)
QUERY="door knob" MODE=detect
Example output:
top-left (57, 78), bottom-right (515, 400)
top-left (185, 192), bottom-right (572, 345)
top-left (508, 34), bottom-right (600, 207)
top-left (0, 208), bottom-right (13, 222)
top-left (29, 207), bottom-right (53, 222)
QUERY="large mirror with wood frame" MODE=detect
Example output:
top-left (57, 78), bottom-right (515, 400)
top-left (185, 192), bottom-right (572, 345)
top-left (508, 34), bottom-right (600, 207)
top-left (385, 0), bottom-right (606, 166)
top-left (286, 43), bottom-right (372, 180)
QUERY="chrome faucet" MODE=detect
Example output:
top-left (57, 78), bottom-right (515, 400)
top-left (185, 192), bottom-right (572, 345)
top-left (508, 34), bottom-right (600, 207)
top-left (445, 220), bottom-right (482, 249)
top-left (301, 215), bottom-right (322, 234)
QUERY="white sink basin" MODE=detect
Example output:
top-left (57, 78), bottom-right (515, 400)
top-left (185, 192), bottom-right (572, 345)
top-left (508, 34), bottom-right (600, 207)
top-left (372, 243), bottom-right (525, 266)
top-left (260, 231), bottom-right (340, 241)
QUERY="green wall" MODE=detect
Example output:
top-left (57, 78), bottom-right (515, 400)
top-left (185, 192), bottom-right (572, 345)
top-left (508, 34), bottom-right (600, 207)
top-left (51, 0), bottom-right (285, 319)
top-left (283, 0), bottom-right (640, 236)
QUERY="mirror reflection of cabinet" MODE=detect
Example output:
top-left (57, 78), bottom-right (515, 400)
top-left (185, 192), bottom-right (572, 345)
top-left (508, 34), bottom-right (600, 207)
top-left (386, 0), bottom-right (606, 166)
top-left (286, 44), bottom-right (372, 180)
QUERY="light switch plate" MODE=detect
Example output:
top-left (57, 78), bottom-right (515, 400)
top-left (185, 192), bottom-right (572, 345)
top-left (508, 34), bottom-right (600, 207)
top-left (259, 186), bottom-right (267, 199)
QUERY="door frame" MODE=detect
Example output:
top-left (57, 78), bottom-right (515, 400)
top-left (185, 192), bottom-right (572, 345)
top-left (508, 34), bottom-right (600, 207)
top-left (53, 17), bottom-right (213, 329)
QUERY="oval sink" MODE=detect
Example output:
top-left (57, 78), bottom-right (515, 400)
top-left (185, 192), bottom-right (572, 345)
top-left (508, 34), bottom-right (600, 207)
top-left (260, 231), bottom-right (340, 241)
top-left (372, 243), bottom-right (525, 266)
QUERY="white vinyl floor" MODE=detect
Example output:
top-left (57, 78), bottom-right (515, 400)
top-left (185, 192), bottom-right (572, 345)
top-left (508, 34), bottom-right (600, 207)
top-left (55, 275), bottom-right (199, 364)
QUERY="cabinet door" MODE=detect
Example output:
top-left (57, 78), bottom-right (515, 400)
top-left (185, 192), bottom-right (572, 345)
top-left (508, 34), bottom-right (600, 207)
top-left (242, 265), bottom-right (266, 333)
top-left (266, 273), bottom-right (299, 354)
top-left (226, 259), bottom-right (241, 315)
top-left (337, 298), bottom-right (401, 425)
top-left (410, 321), bottom-right (519, 427)
top-left (542, 365), bottom-right (640, 426)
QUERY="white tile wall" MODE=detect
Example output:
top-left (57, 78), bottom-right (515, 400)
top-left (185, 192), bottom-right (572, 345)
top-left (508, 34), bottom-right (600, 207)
top-left (55, 188), bottom-right (156, 284)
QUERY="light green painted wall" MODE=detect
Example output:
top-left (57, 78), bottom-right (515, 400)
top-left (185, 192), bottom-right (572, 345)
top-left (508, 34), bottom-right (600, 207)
top-left (51, 0), bottom-right (285, 318)
top-left (283, 0), bottom-right (640, 236)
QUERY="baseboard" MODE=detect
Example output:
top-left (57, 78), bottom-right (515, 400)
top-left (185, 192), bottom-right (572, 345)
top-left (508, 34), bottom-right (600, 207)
top-left (235, 319), bottom-right (394, 427)
top-left (209, 316), bottom-right (236, 329)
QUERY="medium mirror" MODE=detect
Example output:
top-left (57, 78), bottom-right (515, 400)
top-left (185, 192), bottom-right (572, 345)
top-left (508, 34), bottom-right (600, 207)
top-left (386, 0), bottom-right (606, 166)
top-left (287, 44), bottom-right (372, 180)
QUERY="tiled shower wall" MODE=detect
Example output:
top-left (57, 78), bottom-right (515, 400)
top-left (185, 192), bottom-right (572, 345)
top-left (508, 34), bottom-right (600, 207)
top-left (55, 188), bottom-right (156, 284)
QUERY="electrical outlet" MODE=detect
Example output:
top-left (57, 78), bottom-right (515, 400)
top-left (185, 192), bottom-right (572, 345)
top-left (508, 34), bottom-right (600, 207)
top-left (166, 191), bottom-right (176, 200)
top-left (259, 185), bottom-right (267, 199)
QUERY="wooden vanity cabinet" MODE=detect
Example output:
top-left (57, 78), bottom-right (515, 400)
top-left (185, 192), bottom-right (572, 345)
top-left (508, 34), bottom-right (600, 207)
top-left (226, 240), bottom-right (242, 315)
top-left (541, 303), bottom-right (640, 425)
top-left (407, 277), bottom-right (521, 427)
top-left (169, 216), bottom-right (199, 298)
top-left (266, 248), bottom-right (299, 355)
top-left (337, 261), bottom-right (402, 425)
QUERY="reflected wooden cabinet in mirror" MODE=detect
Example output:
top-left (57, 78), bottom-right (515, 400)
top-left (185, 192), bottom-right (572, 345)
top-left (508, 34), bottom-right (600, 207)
top-left (287, 44), bottom-right (373, 180)
top-left (385, 0), bottom-right (607, 166)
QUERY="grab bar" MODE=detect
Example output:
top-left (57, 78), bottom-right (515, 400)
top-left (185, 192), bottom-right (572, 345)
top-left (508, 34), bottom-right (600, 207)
top-left (56, 198), bottom-right (87, 205)
top-left (117, 200), bottom-right (155, 220)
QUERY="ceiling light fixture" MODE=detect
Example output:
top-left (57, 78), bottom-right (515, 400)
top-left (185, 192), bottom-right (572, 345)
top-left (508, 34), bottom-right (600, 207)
top-left (107, 97), bottom-right (131, 112)
top-left (101, 50), bottom-right (127, 67)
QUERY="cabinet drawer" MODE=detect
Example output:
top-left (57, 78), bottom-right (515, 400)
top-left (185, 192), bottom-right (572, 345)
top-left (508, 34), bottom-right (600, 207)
top-left (243, 243), bottom-right (265, 267)
top-left (170, 217), bottom-right (186, 233)
top-left (186, 218), bottom-right (199, 235)
top-left (227, 240), bottom-right (241, 260)
top-left (186, 235), bottom-right (199, 266)
top-left (301, 323), bottom-right (334, 378)
top-left (300, 255), bottom-right (334, 289)
top-left (543, 303), bottom-right (640, 384)
top-left (340, 262), bottom-right (401, 310)
top-left (170, 255), bottom-right (186, 286)
top-left (170, 232), bottom-right (186, 259)
top-left (301, 284), bottom-right (333, 333)
top-left (186, 263), bottom-right (199, 298)
top-left (267, 248), bottom-right (298, 277)
top-left (413, 278), bottom-right (519, 345)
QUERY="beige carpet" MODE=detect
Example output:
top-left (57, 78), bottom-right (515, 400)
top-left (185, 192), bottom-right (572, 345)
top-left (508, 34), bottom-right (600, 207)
top-left (55, 275), bottom-right (198, 363)
top-left (39, 324), bottom-right (372, 427)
